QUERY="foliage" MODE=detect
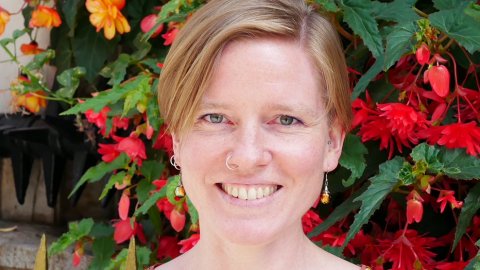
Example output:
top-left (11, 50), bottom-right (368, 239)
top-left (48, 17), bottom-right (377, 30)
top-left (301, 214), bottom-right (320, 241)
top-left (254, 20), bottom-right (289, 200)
top-left (1, 0), bottom-right (479, 269)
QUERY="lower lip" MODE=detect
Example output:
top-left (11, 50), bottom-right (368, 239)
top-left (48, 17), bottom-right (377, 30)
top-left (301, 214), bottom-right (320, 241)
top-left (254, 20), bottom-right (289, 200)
top-left (215, 184), bottom-right (282, 208)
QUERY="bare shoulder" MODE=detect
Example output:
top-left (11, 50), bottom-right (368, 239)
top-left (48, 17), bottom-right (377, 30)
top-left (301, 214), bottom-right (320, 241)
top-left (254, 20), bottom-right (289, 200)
top-left (310, 246), bottom-right (361, 270)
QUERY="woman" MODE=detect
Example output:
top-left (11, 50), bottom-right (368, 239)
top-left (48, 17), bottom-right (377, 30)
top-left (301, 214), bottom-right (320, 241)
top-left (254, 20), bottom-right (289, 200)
top-left (157, 0), bottom-right (368, 269)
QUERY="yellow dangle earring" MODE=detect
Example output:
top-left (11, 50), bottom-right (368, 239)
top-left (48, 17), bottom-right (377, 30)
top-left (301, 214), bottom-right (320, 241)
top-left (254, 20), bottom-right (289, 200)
top-left (321, 172), bottom-right (330, 204)
top-left (170, 156), bottom-right (185, 198)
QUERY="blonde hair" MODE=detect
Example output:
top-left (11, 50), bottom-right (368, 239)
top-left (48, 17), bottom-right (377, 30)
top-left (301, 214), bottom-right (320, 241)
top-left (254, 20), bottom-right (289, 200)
top-left (158, 0), bottom-right (351, 136)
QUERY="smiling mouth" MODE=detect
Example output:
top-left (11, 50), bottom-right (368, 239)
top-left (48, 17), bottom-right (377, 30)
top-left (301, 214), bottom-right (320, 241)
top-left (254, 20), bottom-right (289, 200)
top-left (218, 183), bottom-right (281, 200)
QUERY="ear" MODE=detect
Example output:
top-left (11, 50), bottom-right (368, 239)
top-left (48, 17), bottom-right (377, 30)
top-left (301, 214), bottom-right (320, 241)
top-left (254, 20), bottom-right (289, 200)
top-left (323, 121), bottom-right (346, 172)
top-left (171, 133), bottom-right (182, 166)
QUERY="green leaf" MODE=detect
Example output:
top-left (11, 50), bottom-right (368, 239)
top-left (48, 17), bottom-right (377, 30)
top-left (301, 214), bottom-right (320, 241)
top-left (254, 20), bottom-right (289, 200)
top-left (61, 74), bottom-right (151, 115)
top-left (147, 81), bottom-right (162, 131)
top-left (123, 75), bottom-right (151, 115)
top-left (383, 22), bottom-right (417, 71)
top-left (89, 237), bottom-right (116, 270)
top-left (140, 160), bottom-right (165, 182)
top-left (438, 147), bottom-right (480, 180)
top-left (131, 34), bottom-right (152, 61)
top-left (136, 246), bottom-right (152, 269)
top-left (430, 9), bottom-right (480, 54)
top-left (340, 0), bottom-right (383, 57)
top-left (136, 179), bottom-right (156, 203)
top-left (465, 3), bottom-right (480, 22)
top-left (25, 50), bottom-right (56, 71)
top-left (100, 53), bottom-right (132, 86)
top-left (99, 171), bottom-right (126, 200)
top-left (351, 54), bottom-right (385, 99)
top-left (69, 153), bottom-right (129, 197)
top-left (90, 223), bottom-right (114, 238)
top-left (452, 182), bottom-right (480, 251)
top-left (410, 143), bottom-right (444, 173)
top-left (187, 196), bottom-right (199, 225)
top-left (314, 0), bottom-right (339, 12)
top-left (372, 0), bottom-right (419, 24)
top-left (433, 0), bottom-right (464, 11)
top-left (166, 175), bottom-right (181, 205)
top-left (104, 248), bottom-right (128, 270)
top-left (55, 67), bottom-right (86, 99)
top-left (61, 0), bottom-right (83, 31)
top-left (308, 186), bottom-right (364, 238)
top-left (344, 157), bottom-right (404, 247)
top-left (48, 218), bottom-right (94, 255)
top-left (73, 20), bottom-right (118, 82)
top-left (12, 29), bottom-right (29, 40)
top-left (51, 24), bottom-right (73, 74)
top-left (134, 188), bottom-right (166, 217)
top-left (339, 134), bottom-right (368, 187)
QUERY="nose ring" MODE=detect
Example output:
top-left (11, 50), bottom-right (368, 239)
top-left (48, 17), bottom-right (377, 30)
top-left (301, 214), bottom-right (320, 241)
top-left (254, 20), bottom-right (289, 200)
top-left (225, 155), bottom-right (239, 171)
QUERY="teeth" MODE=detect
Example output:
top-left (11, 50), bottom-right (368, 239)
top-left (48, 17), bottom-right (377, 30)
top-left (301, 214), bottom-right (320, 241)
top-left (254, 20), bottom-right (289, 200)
top-left (221, 184), bottom-right (278, 200)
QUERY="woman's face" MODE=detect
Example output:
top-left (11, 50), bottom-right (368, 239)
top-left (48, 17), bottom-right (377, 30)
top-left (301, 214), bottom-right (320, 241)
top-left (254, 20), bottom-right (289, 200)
top-left (173, 38), bottom-right (344, 245)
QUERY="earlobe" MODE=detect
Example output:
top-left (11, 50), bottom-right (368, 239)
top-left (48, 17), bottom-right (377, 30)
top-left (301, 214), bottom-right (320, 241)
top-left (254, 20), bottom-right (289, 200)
top-left (171, 133), bottom-right (182, 166)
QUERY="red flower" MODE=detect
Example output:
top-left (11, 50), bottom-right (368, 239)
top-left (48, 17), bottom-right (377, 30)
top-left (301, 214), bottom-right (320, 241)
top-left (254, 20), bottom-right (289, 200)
top-left (85, 107), bottom-right (110, 133)
top-left (178, 233), bottom-right (200, 254)
top-left (162, 27), bottom-right (179, 46)
top-left (436, 190), bottom-right (463, 213)
top-left (378, 230), bottom-right (438, 270)
top-left (419, 122), bottom-right (480, 156)
top-left (29, 6), bottom-right (62, 28)
top-left (157, 236), bottom-right (180, 260)
top-left (357, 115), bottom-right (396, 158)
top-left (140, 14), bottom-right (164, 37)
top-left (406, 190), bottom-right (424, 224)
top-left (72, 241), bottom-right (84, 267)
top-left (112, 116), bottom-right (129, 131)
top-left (301, 210), bottom-right (322, 234)
top-left (113, 218), bottom-right (146, 244)
top-left (415, 43), bottom-right (430, 65)
top-left (153, 127), bottom-right (174, 156)
top-left (118, 193), bottom-right (130, 221)
top-left (425, 65), bottom-right (450, 98)
top-left (170, 208), bottom-right (186, 232)
top-left (98, 143), bottom-right (120, 162)
top-left (351, 91), bottom-right (376, 129)
top-left (435, 261), bottom-right (469, 270)
top-left (20, 41), bottom-right (44, 55)
top-left (116, 134), bottom-right (147, 166)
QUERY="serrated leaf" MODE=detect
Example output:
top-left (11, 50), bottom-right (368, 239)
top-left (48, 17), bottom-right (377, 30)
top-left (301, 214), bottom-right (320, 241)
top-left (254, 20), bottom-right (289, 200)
top-left (147, 80), bottom-right (162, 131)
top-left (131, 34), bottom-right (152, 61)
top-left (166, 175), bottom-right (181, 205)
top-left (133, 187), bottom-right (166, 217)
top-left (465, 3), bottom-right (480, 22)
top-left (410, 143), bottom-right (444, 173)
top-left (140, 160), bottom-right (165, 182)
top-left (25, 50), bottom-right (55, 71)
top-left (123, 76), bottom-right (151, 116)
top-left (55, 67), bottom-right (85, 99)
top-left (99, 171), bottom-right (126, 200)
top-left (104, 248), bottom-right (128, 270)
top-left (73, 20), bottom-right (118, 82)
top-left (430, 9), bottom-right (480, 54)
top-left (100, 53), bottom-right (131, 86)
top-left (339, 134), bottom-right (368, 187)
top-left (351, 54), bottom-right (384, 99)
top-left (308, 186), bottom-right (364, 238)
top-left (372, 0), bottom-right (419, 24)
top-left (187, 196), bottom-right (199, 225)
top-left (61, 74), bottom-right (151, 115)
top-left (344, 157), bottom-right (404, 247)
top-left (48, 218), bottom-right (94, 255)
top-left (69, 153), bottom-right (129, 197)
top-left (384, 22), bottom-right (417, 71)
top-left (439, 147), bottom-right (480, 180)
top-left (314, 0), bottom-right (339, 12)
top-left (452, 182), bottom-right (480, 251)
top-left (340, 0), bottom-right (383, 57)
top-left (433, 0), bottom-right (464, 11)
top-left (89, 237), bottom-right (115, 270)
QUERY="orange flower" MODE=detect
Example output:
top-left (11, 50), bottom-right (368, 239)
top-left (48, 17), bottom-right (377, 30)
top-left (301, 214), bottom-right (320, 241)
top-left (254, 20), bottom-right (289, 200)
top-left (0, 7), bottom-right (10, 36)
top-left (20, 41), bottom-right (44, 55)
top-left (29, 6), bottom-right (62, 28)
top-left (15, 91), bottom-right (48, 114)
top-left (86, 0), bottom-right (131, 40)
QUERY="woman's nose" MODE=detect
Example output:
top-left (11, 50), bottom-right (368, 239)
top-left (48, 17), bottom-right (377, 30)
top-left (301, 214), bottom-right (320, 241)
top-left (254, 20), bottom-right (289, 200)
top-left (226, 124), bottom-right (272, 174)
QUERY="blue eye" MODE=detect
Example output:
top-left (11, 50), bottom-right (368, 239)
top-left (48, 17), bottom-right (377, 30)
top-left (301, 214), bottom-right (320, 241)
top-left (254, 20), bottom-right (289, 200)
top-left (204, 114), bottom-right (225, 123)
top-left (278, 115), bottom-right (299, 125)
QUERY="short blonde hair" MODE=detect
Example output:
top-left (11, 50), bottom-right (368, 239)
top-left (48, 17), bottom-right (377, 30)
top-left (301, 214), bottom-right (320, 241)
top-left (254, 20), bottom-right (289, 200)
top-left (158, 0), bottom-right (351, 136)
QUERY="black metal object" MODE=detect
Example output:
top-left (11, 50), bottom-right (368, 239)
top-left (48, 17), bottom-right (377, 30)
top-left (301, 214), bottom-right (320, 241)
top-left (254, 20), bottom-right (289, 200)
top-left (0, 107), bottom-right (97, 207)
